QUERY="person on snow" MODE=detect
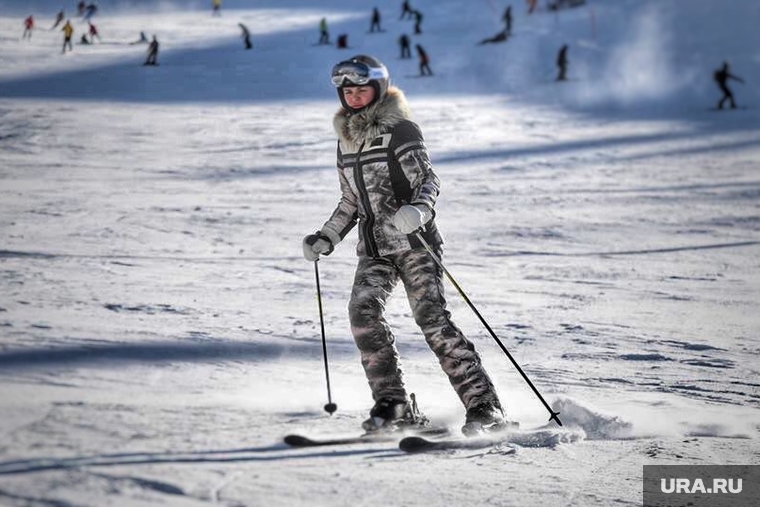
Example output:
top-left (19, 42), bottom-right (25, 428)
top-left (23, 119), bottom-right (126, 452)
top-left (502, 6), bottom-right (513, 35)
top-left (212, 0), bottom-right (221, 17)
top-left (336, 34), bottom-right (349, 49)
top-left (129, 31), bottom-right (148, 45)
top-left (398, 33), bottom-right (411, 59)
top-left (61, 20), bottom-right (74, 53)
top-left (144, 35), bottom-right (159, 65)
top-left (713, 61), bottom-right (744, 110)
top-left (239, 23), bottom-right (252, 50)
top-left (478, 27), bottom-right (508, 45)
top-left (369, 7), bottom-right (383, 33)
top-left (400, 0), bottom-right (413, 20)
top-left (412, 9), bottom-right (423, 34)
top-left (318, 17), bottom-right (330, 45)
top-left (416, 44), bottom-right (433, 76)
top-left (556, 44), bottom-right (568, 81)
top-left (302, 55), bottom-right (507, 436)
top-left (23, 15), bottom-right (34, 40)
top-left (88, 22), bottom-right (101, 43)
top-left (52, 10), bottom-right (65, 30)
top-left (83, 2), bottom-right (97, 22)
top-left (77, 1), bottom-right (86, 16)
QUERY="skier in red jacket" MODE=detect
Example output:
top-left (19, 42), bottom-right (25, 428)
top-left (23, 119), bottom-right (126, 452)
top-left (23, 15), bottom-right (34, 40)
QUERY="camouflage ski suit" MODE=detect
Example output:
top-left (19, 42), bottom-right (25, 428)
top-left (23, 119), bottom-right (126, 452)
top-left (319, 87), bottom-right (502, 411)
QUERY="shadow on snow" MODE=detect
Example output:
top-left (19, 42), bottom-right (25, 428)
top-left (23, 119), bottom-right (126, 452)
top-left (0, 444), bottom-right (398, 476)
top-left (0, 337), bottom-right (358, 370)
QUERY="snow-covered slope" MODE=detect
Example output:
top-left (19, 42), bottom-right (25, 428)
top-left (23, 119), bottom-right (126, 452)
top-left (0, 1), bottom-right (758, 506)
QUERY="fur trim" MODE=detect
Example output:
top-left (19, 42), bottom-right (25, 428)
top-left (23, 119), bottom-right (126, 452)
top-left (333, 87), bottom-right (412, 152)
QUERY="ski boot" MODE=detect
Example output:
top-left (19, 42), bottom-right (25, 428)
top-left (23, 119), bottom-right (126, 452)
top-left (362, 393), bottom-right (429, 433)
top-left (461, 402), bottom-right (518, 436)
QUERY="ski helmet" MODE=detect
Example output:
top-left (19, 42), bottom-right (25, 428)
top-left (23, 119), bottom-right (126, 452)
top-left (331, 55), bottom-right (390, 112)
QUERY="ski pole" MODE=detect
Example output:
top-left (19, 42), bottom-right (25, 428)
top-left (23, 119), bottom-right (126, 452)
top-left (414, 232), bottom-right (562, 426)
top-left (314, 259), bottom-right (338, 415)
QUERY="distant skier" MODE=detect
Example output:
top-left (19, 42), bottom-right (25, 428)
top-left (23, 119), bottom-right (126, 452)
top-left (61, 20), bottom-right (74, 53)
top-left (412, 10), bottom-right (423, 34)
top-left (239, 23), bottom-right (252, 49)
top-left (336, 34), bottom-right (349, 49)
top-left (477, 27), bottom-right (508, 45)
top-left (416, 44), bottom-right (432, 76)
top-left (129, 31), bottom-right (148, 45)
top-left (144, 35), bottom-right (159, 66)
top-left (713, 61), bottom-right (744, 110)
top-left (51, 10), bottom-right (65, 30)
top-left (212, 0), bottom-right (221, 17)
top-left (88, 22), bottom-right (101, 43)
top-left (79, 34), bottom-right (90, 44)
top-left (23, 15), bottom-right (34, 40)
top-left (318, 17), bottom-right (330, 45)
top-left (370, 7), bottom-right (383, 33)
top-left (527, 0), bottom-right (537, 14)
top-left (83, 2), bottom-right (98, 21)
top-left (503, 6), bottom-right (512, 35)
top-left (77, 1), bottom-right (86, 16)
top-left (398, 34), bottom-right (411, 59)
top-left (400, 0), bottom-right (413, 20)
top-left (556, 44), bottom-right (568, 81)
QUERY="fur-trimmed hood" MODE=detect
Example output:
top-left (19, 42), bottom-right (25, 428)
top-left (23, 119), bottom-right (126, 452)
top-left (333, 86), bottom-right (412, 153)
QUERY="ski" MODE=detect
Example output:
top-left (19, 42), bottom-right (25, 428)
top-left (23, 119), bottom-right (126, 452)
top-left (400, 435), bottom-right (504, 452)
top-left (284, 426), bottom-right (450, 448)
top-left (399, 427), bottom-right (581, 453)
top-left (284, 433), bottom-right (395, 447)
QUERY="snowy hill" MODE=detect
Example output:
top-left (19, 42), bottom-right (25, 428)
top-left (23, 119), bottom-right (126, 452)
top-left (0, 0), bottom-right (758, 506)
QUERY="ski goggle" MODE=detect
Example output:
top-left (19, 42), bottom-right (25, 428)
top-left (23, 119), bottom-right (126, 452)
top-left (330, 61), bottom-right (388, 87)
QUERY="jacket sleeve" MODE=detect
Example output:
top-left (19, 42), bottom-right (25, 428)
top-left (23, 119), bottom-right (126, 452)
top-left (320, 149), bottom-right (359, 246)
top-left (389, 120), bottom-right (440, 212)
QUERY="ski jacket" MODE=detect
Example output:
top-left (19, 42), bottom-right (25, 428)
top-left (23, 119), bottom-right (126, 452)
top-left (62, 23), bottom-right (73, 37)
top-left (321, 87), bottom-right (443, 258)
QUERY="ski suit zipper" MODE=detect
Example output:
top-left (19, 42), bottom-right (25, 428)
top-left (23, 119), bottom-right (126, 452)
top-left (353, 142), bottom-right (380, 258)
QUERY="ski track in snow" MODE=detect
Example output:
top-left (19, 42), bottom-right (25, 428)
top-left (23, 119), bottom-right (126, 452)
top-left (1, 0), bottom-right (759, 506)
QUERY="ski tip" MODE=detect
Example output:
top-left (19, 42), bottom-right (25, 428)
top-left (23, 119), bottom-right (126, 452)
top-left (398, 436), bottom-right (428, 453)
top-left (283, 434), bottom-right (313, 447)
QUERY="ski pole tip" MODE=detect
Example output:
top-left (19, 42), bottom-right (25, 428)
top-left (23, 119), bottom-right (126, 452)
top-left (324, 402), bottom-right (338, 415)
top-left (549, 411), bottom-right (562, 427)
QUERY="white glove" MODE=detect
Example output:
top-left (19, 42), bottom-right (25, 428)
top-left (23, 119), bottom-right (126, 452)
top-left (302, 232), bottom-right (333, 261)
top-left (392, 204), bottom-right (432, 234)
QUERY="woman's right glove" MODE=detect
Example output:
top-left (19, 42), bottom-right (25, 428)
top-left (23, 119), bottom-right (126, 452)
top-left (302, 231), bottom-right (334, 261)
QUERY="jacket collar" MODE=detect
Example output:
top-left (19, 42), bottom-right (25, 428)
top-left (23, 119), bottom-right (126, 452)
top-left (333, 87), bottom-right (411, 153)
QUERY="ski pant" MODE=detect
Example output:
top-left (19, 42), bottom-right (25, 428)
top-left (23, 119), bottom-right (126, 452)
top-left (718, 85), bottom-right (735, 109)
top-left (348, 248), bottom-right (501, 411)
top-left (557, 64), bottom-right (567, 81)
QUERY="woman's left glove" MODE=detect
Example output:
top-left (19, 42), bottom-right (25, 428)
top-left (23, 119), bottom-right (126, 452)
top-left (392, 204), bottom-right (432, 234)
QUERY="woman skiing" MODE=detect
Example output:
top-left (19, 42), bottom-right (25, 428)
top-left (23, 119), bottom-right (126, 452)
top-left (302, 55), bottom-right (506, 436)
